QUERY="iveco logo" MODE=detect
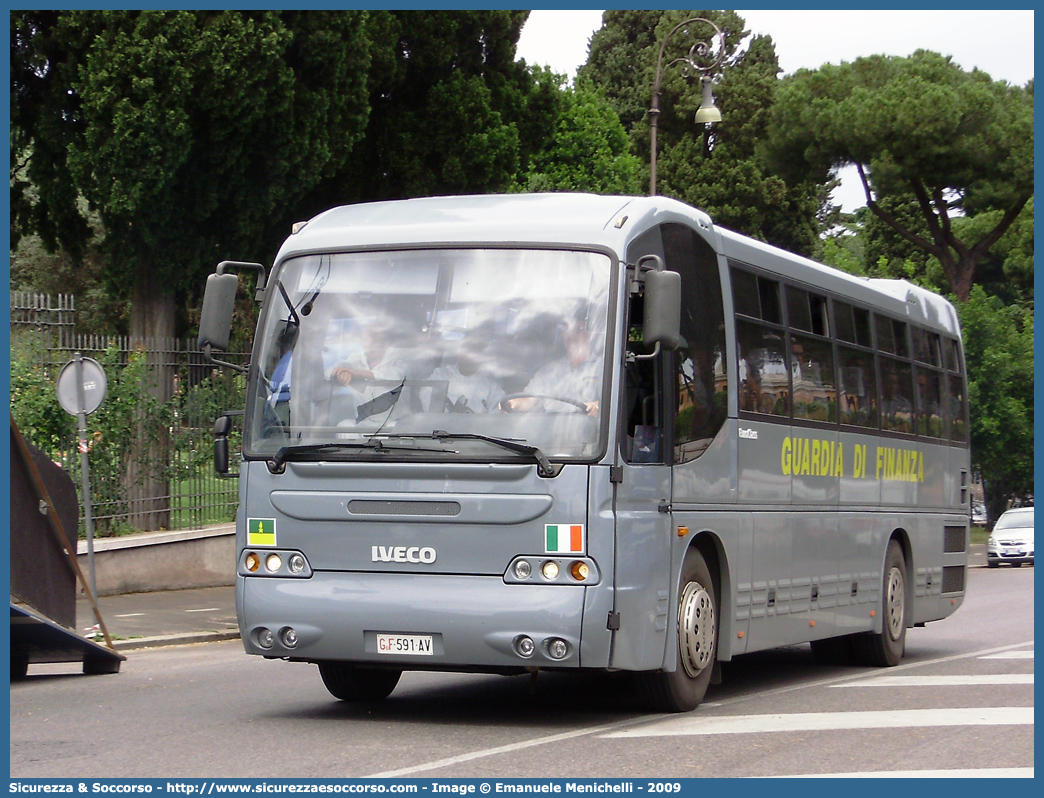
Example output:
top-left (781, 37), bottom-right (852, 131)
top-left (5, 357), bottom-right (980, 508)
top-left (371, 545), bottom-right (437, 564)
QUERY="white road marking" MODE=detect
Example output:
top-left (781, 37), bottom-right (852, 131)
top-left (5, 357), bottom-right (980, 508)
top-left (981, 650), bottom-right (1034, 659)
top-left (114, 613), bottom-right (145, 618)
top-left (601, 707), bottom-right (1033, 738)
top-left (772, 768), bottom-right (1033, 778)
top-left (835, 674), bottom-right (1033, 687)
top-left (185, 607), bottom-right (220, 613)
top-left (364, 640), bottom-right (1035, 777)
top-left (366, 717), bottom-right (658, 778)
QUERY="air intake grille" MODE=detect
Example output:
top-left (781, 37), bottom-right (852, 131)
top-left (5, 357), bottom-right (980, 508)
top-left (942, 565), bottom-right (965, 594)
top-left (347, 500), bottom-right (460, 516)
top-left (944, 525), bottom-right (967, 553)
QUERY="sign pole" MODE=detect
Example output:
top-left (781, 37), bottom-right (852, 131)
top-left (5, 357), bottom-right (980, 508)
top-left (74, 352), bottom-right (98, 601)
top-left (57, 352), bottom-right (108, 604)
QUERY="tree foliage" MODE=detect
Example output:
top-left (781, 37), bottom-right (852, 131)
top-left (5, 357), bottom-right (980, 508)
top-left (520, 72), bottom-right (641, 194)
top-left (12, 10), bottom-right (375, 340)
top-left (768, 52), bottom-right (1034, 300)
top-left (306, 10), bottom-right (550, 210)
top-left (958, 287), bottom-right (1034, 523)
top-left (579, 10), bottom-right (827, 255)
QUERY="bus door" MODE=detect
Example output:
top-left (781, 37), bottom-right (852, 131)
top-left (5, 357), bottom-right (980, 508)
top-left (610, 340), bottom-right (673, 671)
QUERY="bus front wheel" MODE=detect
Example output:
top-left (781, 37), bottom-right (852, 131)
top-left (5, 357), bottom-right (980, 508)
top-left (851, 539), bottom-right (907, 667)
top-left (317, 662), bottom-right (402, 702)
top-left (636, 548), bottom-right (719, 713)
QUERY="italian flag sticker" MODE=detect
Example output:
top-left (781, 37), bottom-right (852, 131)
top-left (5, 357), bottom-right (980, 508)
top-left (248, 518), bottom-right (276, 547)
top-left (545, 524), bottom-right (584, 554)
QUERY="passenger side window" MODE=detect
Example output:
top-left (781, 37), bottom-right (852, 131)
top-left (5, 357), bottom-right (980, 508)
top-left (879, 355), bottom-right (914, 434)
top-left (790, 333), bottom-right (836, 422)
top-left (913, 327), bottom-right (945, 439)
top-left (664, 224), bottom-right (727, 462)
top-left (737, 321), bottom-right (789, 417)
top-left (838, 346), bottom-right (878, 428)
top-left (945, 337), bottom-right (968, 443)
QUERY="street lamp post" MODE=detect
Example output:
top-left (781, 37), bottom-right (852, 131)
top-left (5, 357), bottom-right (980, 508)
top-left (649, 17), bottom-right (725, 196)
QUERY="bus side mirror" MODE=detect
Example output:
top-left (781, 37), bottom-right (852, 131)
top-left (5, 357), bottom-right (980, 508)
top-left (213, 415), bottom-right (232, 476)
top-left (643, 269), bottom-right (682, 351)
top-left (198, 273), bottom-right (239, 352)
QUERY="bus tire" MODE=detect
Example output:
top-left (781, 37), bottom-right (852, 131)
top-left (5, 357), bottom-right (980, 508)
top-left (851, 539), bottom-right (907, 667)
top-left (636, 548), bottom-right (718, 713)
top-left (317, 662), bottom-right (402, 702)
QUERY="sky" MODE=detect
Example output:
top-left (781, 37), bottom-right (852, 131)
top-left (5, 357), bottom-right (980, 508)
top-left (515, 9), bottom-right (1035, 211)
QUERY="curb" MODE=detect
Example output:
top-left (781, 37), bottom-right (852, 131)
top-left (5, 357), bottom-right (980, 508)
top-left (113, 629), bottom-right (240, 652)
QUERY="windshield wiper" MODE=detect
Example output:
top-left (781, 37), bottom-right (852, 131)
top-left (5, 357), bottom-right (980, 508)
top-left (429, 430), bottom-right (553, 477)
top-left (267, 438), bottom-right (453, 472)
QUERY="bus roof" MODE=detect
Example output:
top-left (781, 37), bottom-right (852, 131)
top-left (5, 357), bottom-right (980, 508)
top-left (276, 193), bottom-right (960, 337)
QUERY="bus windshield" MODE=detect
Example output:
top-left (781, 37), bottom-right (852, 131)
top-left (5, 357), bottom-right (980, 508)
top-left (246, 248), bottom-right (613, 465)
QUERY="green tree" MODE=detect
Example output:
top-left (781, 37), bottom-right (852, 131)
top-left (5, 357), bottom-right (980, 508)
top-left (579, 10), bottom-right (825, 255)
top-left (308, 10), bottom-right (551, 210)
top-left (11, 10), bottom-right (375, 341)
top-left (958, 287), bottom-right (1034, 525)
top-left (768, 52), bottom-right (1034, 301)
top-left (11, 10), bottom-right (375, 530)
top-left (520, 72), bottom-right (641, 194)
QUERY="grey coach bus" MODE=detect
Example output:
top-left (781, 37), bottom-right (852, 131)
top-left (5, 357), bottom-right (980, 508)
top-left (198, 194), bottom-right (969, 712)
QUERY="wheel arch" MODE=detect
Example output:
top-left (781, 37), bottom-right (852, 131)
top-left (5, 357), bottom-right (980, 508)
top-left (886, 527), bottom-right (915, 632)
top-left (683, 530), bottom-right (733, 661)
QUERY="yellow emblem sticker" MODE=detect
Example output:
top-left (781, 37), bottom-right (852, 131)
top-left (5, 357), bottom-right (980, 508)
top-left (248, 518), bottom-right (276, 547)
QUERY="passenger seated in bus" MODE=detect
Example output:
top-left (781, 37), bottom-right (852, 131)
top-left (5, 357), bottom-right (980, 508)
top-left (502, 309), bottom-right (601, 416)
top-left (326, 319), bottom-right (411, 388)
top-left (430, 333), bottom-right (505, 413)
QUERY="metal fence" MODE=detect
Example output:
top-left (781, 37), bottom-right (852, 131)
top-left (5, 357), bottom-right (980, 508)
top-left (10, 292), bottom-right (248, 536)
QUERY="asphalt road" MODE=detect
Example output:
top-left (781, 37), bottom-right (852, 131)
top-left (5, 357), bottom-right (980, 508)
top-left (11, 566), bottom-right (1033, 779)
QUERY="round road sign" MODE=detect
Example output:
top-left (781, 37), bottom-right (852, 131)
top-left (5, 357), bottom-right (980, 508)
top-left (56, 356), bottom-right (108, 415)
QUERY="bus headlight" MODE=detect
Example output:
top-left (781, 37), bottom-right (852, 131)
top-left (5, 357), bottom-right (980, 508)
top-left (288, 553), bottom-right (306, 574)
top-left (569, 561), bottom-right (589, 581)
top-left (265, 553), bottom-right (283, 573)
top-left (245, 552), bottom-right (260, 572)
top-left (541, 561), bottom-right (560, 580)
top-left (514, 560), bottom-right (532, 580)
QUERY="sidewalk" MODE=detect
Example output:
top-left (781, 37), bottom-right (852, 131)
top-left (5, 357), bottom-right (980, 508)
top-left (75, 584), bottom-right (239, 651)
top-left (73, 546), bottom-right (989, 652)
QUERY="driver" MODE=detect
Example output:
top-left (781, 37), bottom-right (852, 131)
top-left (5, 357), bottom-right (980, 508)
top-left (503, 310), bottom-right (601, 416)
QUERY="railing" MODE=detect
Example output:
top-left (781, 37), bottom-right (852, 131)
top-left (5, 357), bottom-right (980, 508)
top-left (10, 293), bottom-right (248, 536)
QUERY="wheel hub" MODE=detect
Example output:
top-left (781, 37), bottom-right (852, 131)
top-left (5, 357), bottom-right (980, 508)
top-left (886, 567), bottom-right (905, 640)
top-left (679, 580), bottom-right (715, 678)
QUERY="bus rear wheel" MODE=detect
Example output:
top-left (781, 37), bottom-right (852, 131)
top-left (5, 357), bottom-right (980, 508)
top-left (317, 662), bottom-right (402, 702)
top-left (851, 540), bottom-right (907, 667)
top-left (636, 548), bottom-right (718, 713)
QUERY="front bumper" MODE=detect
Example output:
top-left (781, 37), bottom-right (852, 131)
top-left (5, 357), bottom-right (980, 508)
top-left (986, 546), bottom-right (1034, 566)
top-left (238, 571), bottom-right (589, 670)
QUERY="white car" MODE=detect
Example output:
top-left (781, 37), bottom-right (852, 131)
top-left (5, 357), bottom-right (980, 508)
top-left (987, 507), bottom-right (1034, 568)
top-left (971, 500), bottom-right (987, 526)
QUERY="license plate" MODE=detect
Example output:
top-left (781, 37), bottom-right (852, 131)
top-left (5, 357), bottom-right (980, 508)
top-left (376, 633), bottom-right (433, 656)
top-left (1004, 548), bottom-right (1024, 556)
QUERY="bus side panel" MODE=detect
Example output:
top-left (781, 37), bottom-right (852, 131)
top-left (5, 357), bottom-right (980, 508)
top-left (839, 430), bottom-right (882, 506)
top-left (787, 509), bottom-right (838, 645)
top-left (834, 511), bottom-right (881, 635)
top-left (744, 510), bottom-right (792, 653)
